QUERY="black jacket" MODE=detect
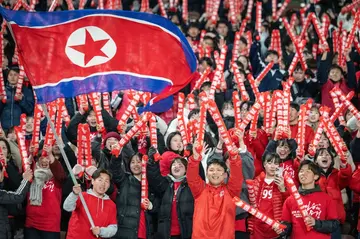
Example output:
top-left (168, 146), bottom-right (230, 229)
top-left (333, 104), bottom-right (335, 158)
top-left (3, 159), bottom-right (23, 217)
top-left (65, 109), bottom-right (118, 146)
top-left (91, 139), bottom-right (134, 170)
top-left (147, 162), bottom-right (194, 239)
top-left (109, 156), bottom-right (157, 239)
top-left (0, 179), bottom-right (30, 239)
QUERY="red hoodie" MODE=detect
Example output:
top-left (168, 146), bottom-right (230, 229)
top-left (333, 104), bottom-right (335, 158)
top-left (160, 151), bottom-right (181, 176)
top-left (66, 190), bottom-right (117, 239)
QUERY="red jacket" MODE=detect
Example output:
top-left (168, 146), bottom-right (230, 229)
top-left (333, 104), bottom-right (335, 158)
top-left (316, 165), bottom-right (352, 223)
top-left (66, 190), bottom-right (117, 239)
top-left (349, 167), bottom-right (360, 230)
top-left (244, 129), bottom-right (268, 177)
top-left (350, 167), bottom-right (360, 193)
top-left (25, 160), bottom-right (65, 232)
top-left (249, 173), bottom-right (289, 239)
top-left (187, 155), bottom-right (243, 239)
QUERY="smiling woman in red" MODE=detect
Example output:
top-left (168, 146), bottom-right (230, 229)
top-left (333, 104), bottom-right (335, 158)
top-left (187, 140), bottom-right (243, 239)
top-left (249, 153), bottom-right (289, 239)
top-left (314, 148), bottom-right (352, 237)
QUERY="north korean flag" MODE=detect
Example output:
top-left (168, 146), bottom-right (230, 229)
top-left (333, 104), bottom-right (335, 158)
top-left (0, 8), bottom-right (197, 112)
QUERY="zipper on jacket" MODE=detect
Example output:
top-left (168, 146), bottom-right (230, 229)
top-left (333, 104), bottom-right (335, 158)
top-left (10, 88), bottom-right (14, 127)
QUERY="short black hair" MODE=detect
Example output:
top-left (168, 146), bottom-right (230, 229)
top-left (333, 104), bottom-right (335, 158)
top-left (239, 36), bottom-right (247, 45)
top-left (298, 160), bottom-right (321, 180)
top-left (216, 19), bottom-right (228, 28)
top-left (265, 50), bottom-right (279, 58)
top-left (294, 63), bottom-right (303, 72)
top-left (262, 152), bottom-right (281, 167)
top-left (188, 109), bottom-right (200, 120)
top-left (200, 81), bottom-right (212, 92)
top-left (329, 64), bottom-right (344, 76)
top-left (92, 168), bottom-right (112, 180)
top-left (188, 22), bottom-right (200, 30)
top-left (282, 35), bottom-right (293, 47)
top-left (199, 57), bottom-right (214, 68)
top-left (203, 35), bottom-right (215, 43)
top-left (170, 157), bottom-right (188, 173)
top-left (8, 65), bottom-right (20, 73)
top-left (290, 102), bottom-right (300, 112)
top-left (240, 101), bottom-right (254, 110)
top-left (207, 158), bottom-right (227, 172)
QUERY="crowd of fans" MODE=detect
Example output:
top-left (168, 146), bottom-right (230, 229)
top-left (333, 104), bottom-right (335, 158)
top-left (0, 0), bottom-right (360, 239)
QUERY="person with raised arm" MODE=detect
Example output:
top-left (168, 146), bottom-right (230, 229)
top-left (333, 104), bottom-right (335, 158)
top-left (186, 138), bottom-right (243, 239)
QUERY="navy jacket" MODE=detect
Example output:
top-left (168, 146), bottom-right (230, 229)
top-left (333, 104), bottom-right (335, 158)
top-left (0, 84), bottom-right (34, 130)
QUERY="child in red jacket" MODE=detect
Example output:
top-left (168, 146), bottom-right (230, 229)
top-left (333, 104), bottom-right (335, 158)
top-left (274, 160), bottom-right (340, 239)
top-left (187, 139), bottom-right (243, 239)
top-left (64, 168), bottom-right (117, 238)
top-left (314, 148), bottom-right (352, 226)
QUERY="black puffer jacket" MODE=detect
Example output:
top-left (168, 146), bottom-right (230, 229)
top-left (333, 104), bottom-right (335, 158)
top-left (0, 179), bottom-right (30, 239)
top-left (147, 162), bottom-right (194, 239)
top-left (109, 157), bottom-right (156, 239)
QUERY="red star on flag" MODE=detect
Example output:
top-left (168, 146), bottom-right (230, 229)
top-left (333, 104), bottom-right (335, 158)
top-left (69, 29), bottom-right (110, 65)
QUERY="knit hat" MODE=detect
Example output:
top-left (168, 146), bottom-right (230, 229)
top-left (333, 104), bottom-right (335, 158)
top-left (102, 131), bottom-right (121, 148)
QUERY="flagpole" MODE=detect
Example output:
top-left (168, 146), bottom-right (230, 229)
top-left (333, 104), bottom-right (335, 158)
top-left (41, 104), bottom-right (97, 231)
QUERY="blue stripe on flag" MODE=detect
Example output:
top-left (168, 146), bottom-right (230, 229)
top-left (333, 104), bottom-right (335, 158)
top-left (34, 73), bottom-right (171, 103)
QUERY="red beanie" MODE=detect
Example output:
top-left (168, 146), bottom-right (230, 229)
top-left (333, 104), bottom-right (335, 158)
top-left (102, 131), bottom-right (121, 148)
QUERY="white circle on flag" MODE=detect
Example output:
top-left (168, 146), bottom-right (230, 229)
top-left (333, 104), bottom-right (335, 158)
top-left (65, 26), bottom-right (117, 68)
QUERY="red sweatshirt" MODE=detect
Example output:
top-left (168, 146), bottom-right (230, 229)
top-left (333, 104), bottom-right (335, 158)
top-left (281, 160), bottom-right (299, 187)
top-left (281, 188), bottom-right (338, 239)
top-left (25, 161), bottom-right (65, 232)
top-left (66, 190), bottom-right (117, 239)
top-left (187, 155), bottom-right (243, 239)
